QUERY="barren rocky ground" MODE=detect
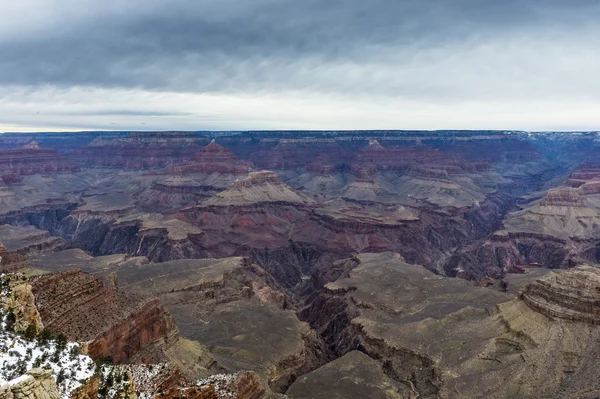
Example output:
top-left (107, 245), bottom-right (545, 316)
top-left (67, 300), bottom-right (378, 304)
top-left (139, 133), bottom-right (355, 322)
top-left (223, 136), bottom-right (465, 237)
top-left (3, 131), bottom-right (600, 398)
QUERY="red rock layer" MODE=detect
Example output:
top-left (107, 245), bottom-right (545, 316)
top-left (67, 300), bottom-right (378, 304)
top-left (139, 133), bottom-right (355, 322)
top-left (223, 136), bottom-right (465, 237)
top-left (249, 139), bottom-right (348, 170)
top-left (31, 270), bottom-right (177, 363)
top-left (165, 140), bottom-right (252, 174)
top-left (1, 173), bottom-right (23, 184)
top-left (352, 140), bottom-right (470, 173)
top-left (0, 143), bottom-right (77, 176)
top-left (305, 154), bottom-right (342, 175)
top-left (570, 163), bottom-right (600, 181)
top-left (76, 134), bottom-right (208, 169)
top-left (156, 372), bottom-right (266, 399)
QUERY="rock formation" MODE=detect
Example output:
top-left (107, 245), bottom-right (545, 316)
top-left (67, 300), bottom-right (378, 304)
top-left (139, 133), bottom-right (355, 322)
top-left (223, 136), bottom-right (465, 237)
top-left (202, 171), bottom-right (313, 207)
top-left (76, 133), bottom-right (208, 169)
top-left (1, 130), bottom-right (598, 398)
top-left (0, 225), bottom-right (63, 271)
top-left (31, 270), bottom-right (178, 363)
top-left (286, 351), bottom-right (404, 399)
top-left (0, 369), bottom-right (60, 399)
top-left (540, 188), bottom-right (585, 207)
top-left (1, 274), bottom-right (44, 334)
top-left (111, 257), bottom-right (324, 392)
top-left (165, 140), bottom-right (253, 175)
top-left (0, 143), bottom-right (77, 177)
top-left (520, 266), bottom-right (600, 324)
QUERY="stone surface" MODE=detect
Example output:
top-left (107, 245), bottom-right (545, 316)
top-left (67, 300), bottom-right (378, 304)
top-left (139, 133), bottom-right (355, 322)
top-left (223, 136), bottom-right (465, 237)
top-left (0, 369), bottom-right (59, 399)
top-left (1, 274), bottom-right (44, 334)
top-left (286, 351), bottom-right (404, 399)
top-left (520, 266), bottom-right (600, 324)
top-left (202, 171), bottom-right (314, 207)
top-left (111, 257), bottom-right (323, 392)
top-left (31, 270), bottom-right (178, 363)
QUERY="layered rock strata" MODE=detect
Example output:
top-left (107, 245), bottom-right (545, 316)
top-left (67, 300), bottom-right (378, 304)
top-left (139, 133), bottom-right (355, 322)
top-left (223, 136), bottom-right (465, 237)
top-left (520, 266), bottom-right (600, 324)
top-left (31, 270), bottom-right (178, 363)
top-left (165, 140), bottom-right (252, 175)
top-left (0, 273), bottom-right (44, 334)
top-left (0, 369), bottom-right (60, 399)
top-left (112, 257), bottom-right (324, 393)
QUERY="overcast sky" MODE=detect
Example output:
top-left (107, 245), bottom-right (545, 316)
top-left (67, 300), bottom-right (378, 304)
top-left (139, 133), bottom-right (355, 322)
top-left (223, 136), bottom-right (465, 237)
top-left (1, 0), bottom-right (599, 132)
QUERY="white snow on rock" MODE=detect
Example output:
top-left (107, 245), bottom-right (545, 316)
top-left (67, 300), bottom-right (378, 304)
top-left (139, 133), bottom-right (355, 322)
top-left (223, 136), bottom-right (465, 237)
top-left (1, 273), bottom-right (95, 398)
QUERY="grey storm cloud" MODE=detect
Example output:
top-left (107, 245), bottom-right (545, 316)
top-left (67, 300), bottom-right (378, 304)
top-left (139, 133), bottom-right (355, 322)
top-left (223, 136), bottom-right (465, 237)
top-left (1, 0), bottom-right (599, 95)
top-left (1, 0), bottom-right (600, 132)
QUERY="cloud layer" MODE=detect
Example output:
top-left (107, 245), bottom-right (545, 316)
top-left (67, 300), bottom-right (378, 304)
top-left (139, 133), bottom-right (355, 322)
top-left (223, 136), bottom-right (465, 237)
top-left (1, 0), bottom-right (599, 131)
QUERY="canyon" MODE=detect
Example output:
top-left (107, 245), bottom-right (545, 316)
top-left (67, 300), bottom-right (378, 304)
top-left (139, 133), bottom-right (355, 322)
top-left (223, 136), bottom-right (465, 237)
top-left (2, 130), bottom-right (600, 398)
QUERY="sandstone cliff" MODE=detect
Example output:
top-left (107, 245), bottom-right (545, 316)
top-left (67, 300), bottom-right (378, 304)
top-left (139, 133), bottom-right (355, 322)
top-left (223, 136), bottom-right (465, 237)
top-left (0, 369), bottom-right (59, 399)
top-left (1, 274), bottom-right (44, 334)
top-left (31, 270), bottom-right (178, 363)
top-left (520, 266), bottom-right (600, 324)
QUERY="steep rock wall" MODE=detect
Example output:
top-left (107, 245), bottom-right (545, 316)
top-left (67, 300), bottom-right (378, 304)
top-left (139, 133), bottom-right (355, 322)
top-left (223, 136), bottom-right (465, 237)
top-left (31, 270), bottom-right (178, 363)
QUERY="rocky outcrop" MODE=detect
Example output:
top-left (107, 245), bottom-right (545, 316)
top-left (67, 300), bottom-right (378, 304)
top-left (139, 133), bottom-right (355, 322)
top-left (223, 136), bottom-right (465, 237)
top-left (520, 266), bottom-right (600, 324)
top-left (1, 274), bottom-right (44, 334)
top-left (138, 175), bottom-right (210, 213)
top-left (540, 188), bottom-right (585, 207)
top-left (407, 166), bottom-right (452, 181)
top-left (0, 369), bottom-right (59, 399)
top-left (156, 372), bottom-right (270, 399)
top-left (580, 180), bottom-right (600, 195)
top-left (0, 204), bottom-right (205, 262)
top-left (201, 171), bottom-right (313, 207)
top-left (444, 239), bottom-right (523, 279)
top-left (76, 133), bottom-right (208, 169)
top-left (286, 351), bottom-right (404, 399)
top-left (0, 244), bottom-right (27, 273)
top-left (303, 253), bottom-right (513, 397)
top-left (31, 270), bottom-right (178, 363)
top-left (0, 144), bottom-right (77, 176)
top-left (111, 257), bottom-right (324, 392)
top-left (0, 225), bottom-right (63, 271)
top-left (165, 140), bottom-right (253, 175)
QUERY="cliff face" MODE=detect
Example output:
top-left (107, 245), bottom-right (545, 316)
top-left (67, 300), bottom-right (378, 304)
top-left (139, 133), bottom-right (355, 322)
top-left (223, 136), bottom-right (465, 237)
top-left (75, 134), bottom-right (208, 169)
top-left (520, 266), bottom-right (600, 324)
top-left (0, 144), bottom-right (77, 177)
top-left (0, 205), bottom-right (205, 263)
top-left (0, 244), bottom-right (27, 273)
top-left (0, 369), bottom-right (60, 399)
top-left (540, 188), bottom-right (585, 207)
top-left (302, 253), bottom-right (513, 397)
top-left (156, 372), bottom-right (268, 399)
top-left (112, 257), bottom-right (325, 392)
top-left (300, 254), bottom-right (600, 398)
top-left (0, 225), bottom-right (63, 272)
top-left (31, 270), bottom-right (178, 363)
top-left (1, 274), bottom-right (44, 334)
top-left (165, 140), bottom-right (253, 175)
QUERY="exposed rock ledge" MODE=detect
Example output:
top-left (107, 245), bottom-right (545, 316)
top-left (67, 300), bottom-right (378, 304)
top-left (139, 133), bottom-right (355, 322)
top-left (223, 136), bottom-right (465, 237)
top-left (0, 274), bottom-right (44, 334)
top-left (521, 266), bottom-right (600, 324)
top-left (0, 369), bottom-right (59, 399)
top-left (31, 270), bottom-right (178, 363)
